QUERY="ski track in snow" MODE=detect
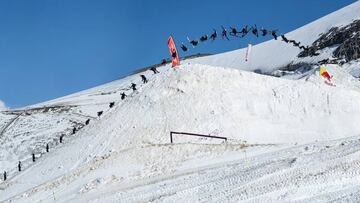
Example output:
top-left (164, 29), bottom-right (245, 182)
top-left (85, 137), bottom-right (360, 203)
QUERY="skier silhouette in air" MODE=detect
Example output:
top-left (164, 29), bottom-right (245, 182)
top-left (131, 83), bottom-right (137, 91)
top-left (241, 25), bottom-right (249, 37)
top-left (210, 29), bottom-right (217, 41)
top-left (150, 67), bottom-right (159, 74)
top-left (251, 25), bottom-right (258, 37)
top-left (230, 27), bottom-right (240, 37)
top-left (140, 75), bottom-right (148, 83)
top-left (180, 43), bottom-right (188, 52)
top-left (271, 30), bottom-right (278, 40)
top-left (260, 28), bottom-right (268, 36)
top-left (281, 35), bottom-right (289, 43)
top-left (200, 35), bottom-right (208, 42)
top-left (187, 37), bottom-right (198, 47)
top-left (221, 26), bottom-right (229, 40)
top-left (292, 41), bottom-right (301, 47)
top-left (121, 92), bottom-right (127, 100)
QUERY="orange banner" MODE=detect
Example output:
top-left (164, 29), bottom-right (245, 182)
top-left (167, 36), bottom-right (180, 67)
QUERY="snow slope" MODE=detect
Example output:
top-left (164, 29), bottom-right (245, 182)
top-left (1, 62), bottom-right (360, 202)
top-left (1, 1), bottom-right (360, 202)
top-left (193, 1), bottom-right (360, 72)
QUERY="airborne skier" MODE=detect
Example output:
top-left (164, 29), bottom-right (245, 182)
top-left (187, 37), bottom-right (199, 47)
top-left (292, 41), bottom-right (301, 47)
top-left (251, 25), bottom-right (258, 37)
top-left (271, 30), bottom-right (278, 40)
top-left (260, 28), bottom-right (268, 36)
top-left (180, 43), bottom-right (188, 52)
top-left (161, 59), bottom-right (167, 65)
top-left (121, 92), bottom-right (127, 100)
top-left (241, 25), bottom-right (249, 37)
top-left (281, 35), bottom-right (289, 43)
top-left (210, 29), bottom-right (217, 41)
top-left (150, 67), bottom-right (159, 74)
top-left (140, 75), bottom-right (148, 83)
top-left (131, 83), bottom-right (137, 91)
top-left (230, 27), bottom-right (240, 37)
top-left (200, 35), bottom-right (208, 42)
top-left (221, 26), bottom-right (230, 40)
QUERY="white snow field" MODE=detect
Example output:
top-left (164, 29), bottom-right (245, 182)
top-left (1, 1), bottom-right (360, 202)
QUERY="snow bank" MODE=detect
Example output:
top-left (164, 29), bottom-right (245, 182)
top-left (2, 63), bottom-right (360, 202)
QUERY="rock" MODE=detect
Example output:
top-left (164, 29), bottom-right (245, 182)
top-left (298, 19), bottom-right (360, 61)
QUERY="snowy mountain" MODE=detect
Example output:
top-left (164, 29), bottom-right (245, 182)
top-left (193, 1), bottom-right (360, 75)
top-left (1, 1), bottom-right (360, 202)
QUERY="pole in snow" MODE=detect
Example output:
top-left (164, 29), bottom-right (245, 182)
top-left (245, 44), bottom-right (252, 62)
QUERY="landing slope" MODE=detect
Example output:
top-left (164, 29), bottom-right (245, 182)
top-left (1, 63), bottom-right (360, 202)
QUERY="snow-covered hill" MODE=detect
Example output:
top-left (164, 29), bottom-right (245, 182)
top-left (1, 1), bottom-right (360, 202)
top-left (193, 1), bottom-right (360, 73)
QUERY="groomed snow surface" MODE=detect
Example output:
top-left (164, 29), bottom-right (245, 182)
top-left (1, 62), bottom-right (360, 202)
top-left (1, 1), bottom-right (360, 202)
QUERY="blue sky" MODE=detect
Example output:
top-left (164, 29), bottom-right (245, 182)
top-left (0, 0), bottom-right (356, 108)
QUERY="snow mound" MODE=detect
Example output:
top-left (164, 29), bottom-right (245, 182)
top-left (2, 63), bottom-right (360, 202)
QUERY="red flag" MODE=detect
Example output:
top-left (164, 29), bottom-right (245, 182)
top-left (167, 36), bottom-right (180, 67)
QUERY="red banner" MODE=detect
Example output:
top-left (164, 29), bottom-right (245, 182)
top-left (167, 36), bottom-right (180, 67)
